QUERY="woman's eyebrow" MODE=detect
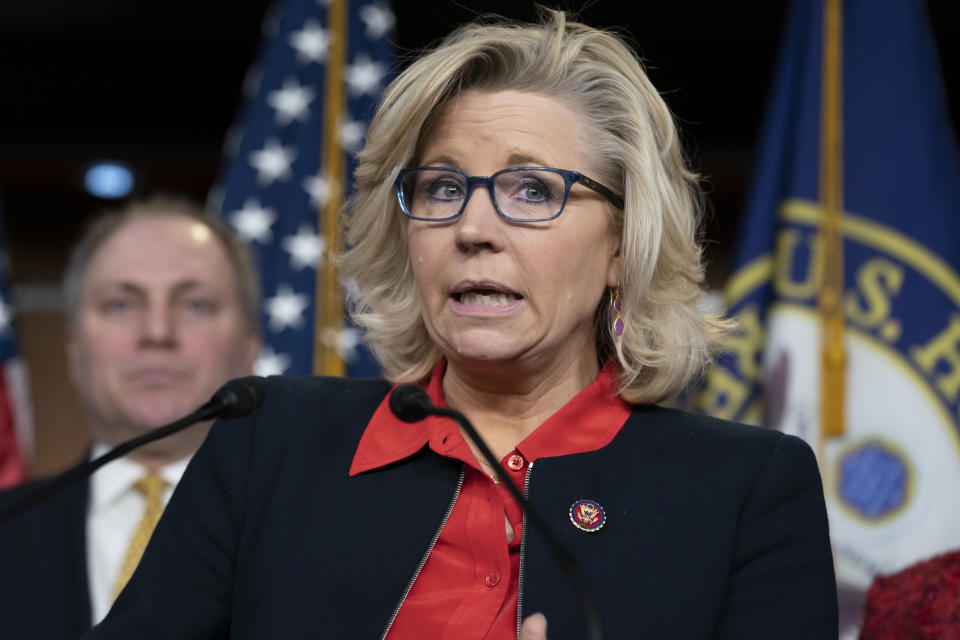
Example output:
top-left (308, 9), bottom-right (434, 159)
top-left (418, 153), bottom-right (552, 170)
top-left (507, 152), bottom-right (549, 167)
top-left (419, 154), bottom-right (458, 167)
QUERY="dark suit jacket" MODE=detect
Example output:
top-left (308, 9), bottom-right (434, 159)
top-left (86, 375), bottom-right (838, 639)
top-left (0, 474), bottom-right (92, 639)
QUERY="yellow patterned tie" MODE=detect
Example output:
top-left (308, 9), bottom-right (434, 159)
top-left (111, 473), bottom-right (168, 601)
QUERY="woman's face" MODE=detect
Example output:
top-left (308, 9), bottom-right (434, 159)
top-left (406, 89), bottom-right (621, 378)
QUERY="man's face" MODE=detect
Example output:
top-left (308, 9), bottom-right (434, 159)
top-left (67, 214), bottom-right (259, 454)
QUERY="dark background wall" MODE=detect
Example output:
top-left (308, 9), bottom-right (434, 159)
top-left (1, 0), bottom-right (958, 474)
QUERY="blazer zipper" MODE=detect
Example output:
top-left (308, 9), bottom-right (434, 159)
top-left (515, 461), bottom-right (534, 640)
top-left (379, 468), bottom-right (465, 640)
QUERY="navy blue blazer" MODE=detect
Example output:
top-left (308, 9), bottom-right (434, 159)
top-left (0, 473), bottom-right (92, 639)
top-left (85, 375), bottom-right (838, 639)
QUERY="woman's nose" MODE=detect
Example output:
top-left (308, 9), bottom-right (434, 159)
top-left (454, 183), bottom-right (506, 253)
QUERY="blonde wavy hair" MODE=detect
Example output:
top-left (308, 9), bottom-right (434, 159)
top-left (339, 9), bottom-right (728, 403)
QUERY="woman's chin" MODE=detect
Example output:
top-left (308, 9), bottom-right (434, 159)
top-left (433, 325), bottom-right (527, 360)
top-left (436, 322), bottom-right (595, 374)
top-left (449, 346), bottom-right (520, 365)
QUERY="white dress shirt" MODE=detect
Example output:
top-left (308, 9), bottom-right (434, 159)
top-left (85, 443), bottom-right (189, 625)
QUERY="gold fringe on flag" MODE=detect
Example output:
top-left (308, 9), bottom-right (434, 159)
top-left (314, 0), bottom-right (348, 377)
top-left (818, 0), bottom-right (846, 439)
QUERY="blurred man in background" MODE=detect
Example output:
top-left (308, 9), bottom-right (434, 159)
top-left (0, 196), bottom-right (261, 638)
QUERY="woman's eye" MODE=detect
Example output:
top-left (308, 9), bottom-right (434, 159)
top-left (523, 185), bottom-right (546, 200)
top-left (426, 180), bottom-right (464, 201)
top-left (516, 180), bottom-right (554, 204)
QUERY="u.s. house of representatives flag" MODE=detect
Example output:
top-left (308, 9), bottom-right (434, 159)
top-left (696, 0), bottom-right (960, 635)
top-left (215, 0), bottom-right (393, 377)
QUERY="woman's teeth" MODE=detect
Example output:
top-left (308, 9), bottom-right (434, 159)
top-left (459, 291), bottom-right (517, 306)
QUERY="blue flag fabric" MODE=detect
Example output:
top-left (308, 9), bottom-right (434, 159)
top-left (696, 0), bottom-right (960, 635)
top-left (215, 0), bottom-right (394, 377)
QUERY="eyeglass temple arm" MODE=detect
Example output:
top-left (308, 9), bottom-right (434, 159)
top-left (575, 173), bottom-right (625, 209)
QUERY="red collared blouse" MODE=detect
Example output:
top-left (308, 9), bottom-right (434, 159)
top-left (349, 362), bottom-right (631, 640)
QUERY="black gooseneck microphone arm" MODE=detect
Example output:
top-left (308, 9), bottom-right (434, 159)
top-left (390, 385), bottom-right (606, 640)
top-left (0, 376), bottom-right (267, 525)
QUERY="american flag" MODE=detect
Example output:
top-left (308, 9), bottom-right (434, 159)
top-left (0, 202), bottom-right (30, 488)
top-left (214, 0), bottom-right (394, 377)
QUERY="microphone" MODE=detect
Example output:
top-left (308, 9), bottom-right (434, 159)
top-left (388, 384), bottom-right (433, 422)
top-left (0, 376), bottom-right (267, 524)
top-left (389, 384), bottom-right (606, 640)
top-left (209, 375), bottom-right (268, 419)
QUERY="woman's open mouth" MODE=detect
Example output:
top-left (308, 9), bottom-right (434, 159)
top-left (453, 289), bottom-right (523, 307)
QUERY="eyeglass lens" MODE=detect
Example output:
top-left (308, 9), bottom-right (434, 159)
top-left (401, 169), bottom-right (567, 220)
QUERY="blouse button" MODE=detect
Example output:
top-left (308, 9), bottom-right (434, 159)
top-left (485, 571), bottom-right (502, 587)
top-left (506, 454), bottom-right (525, 471)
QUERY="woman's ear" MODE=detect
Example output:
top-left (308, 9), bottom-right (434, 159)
top-left (606, 236), bottom-right (622, 288)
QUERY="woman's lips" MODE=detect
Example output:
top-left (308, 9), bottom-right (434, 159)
top-left (449, 280), bottom-right (523, 298)
top-left (449, 283), bottom-right (524, 316)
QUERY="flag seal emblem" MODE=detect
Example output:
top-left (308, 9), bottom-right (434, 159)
top-left (837, 440), bottom-right (910, 521)
top-left (569, 499), bottom-right (605, 532)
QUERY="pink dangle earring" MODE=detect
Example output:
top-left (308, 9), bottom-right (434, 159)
top-left (610, 286), bottom-right (624, 336)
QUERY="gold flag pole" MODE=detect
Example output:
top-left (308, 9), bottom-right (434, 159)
top-left (314, 0), bottom-right (348, 377)
top-left (818, 0), bottom-right (846, 445)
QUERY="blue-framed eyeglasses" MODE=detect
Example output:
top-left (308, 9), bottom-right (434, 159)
top-left (396, 166), bottom-right (625, 223)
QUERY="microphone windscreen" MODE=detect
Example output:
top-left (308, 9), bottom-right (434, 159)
top-left (389, 384), bottom-right (432, 422)
top-left (211, 376), bottom-right (268, 418)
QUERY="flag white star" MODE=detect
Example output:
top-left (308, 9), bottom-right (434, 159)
top-left (230, 198), bottom-right (278, 244)
top-left (359, 3), bottom-right (395, 39)
top-left (264, 284), bottom-right (310, 332)
top-left (282, 224), bottom-right (326, 271)
top-left (267, 78), bottom-right (316, 126)
top-left (254, 345), bottom-right (292, 377)
top-left (303, 174), bottom-right (335, 207)
top-left (338, 118), bottom-right (367, 152)
top-left (344, 53), bottom-right (387, 97)
top-left (0, 296), bottom-right (10, 334)
top-left (249, 138), bottom-right (296, 185)
top-left (289, 20), bottom-right (331, 64)
top-left (321, 327), bottom-right (361, 362)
